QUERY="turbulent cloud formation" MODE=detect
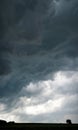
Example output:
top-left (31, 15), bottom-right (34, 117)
top-left (0, 0), bottom-right (78, 123)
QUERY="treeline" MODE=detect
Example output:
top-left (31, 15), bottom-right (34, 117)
top-left (0, 119), bottom-right (15, 125)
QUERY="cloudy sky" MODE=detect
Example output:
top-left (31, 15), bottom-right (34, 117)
top-left (0, 0), bottom-right (78, 123)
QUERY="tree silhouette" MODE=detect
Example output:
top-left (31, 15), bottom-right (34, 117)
top-left (66, 119), bottom-right (72, 124)
top-left (0, 119), bottom-right (7, 126)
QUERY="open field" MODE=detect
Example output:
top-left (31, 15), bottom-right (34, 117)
top-left (0, 123), bottom-right (78, 130)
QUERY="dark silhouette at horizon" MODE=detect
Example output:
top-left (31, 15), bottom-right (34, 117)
top-left (66, 119), bottom-right (72, 124)
top-left (0, 119), bottom-right (73, 125)
top-left (0, 119), bottom-right (78, 130)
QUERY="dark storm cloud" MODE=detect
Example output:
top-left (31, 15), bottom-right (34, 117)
top-left (0, 0), bottom-right (78, 103)
top-left (0, 0), bottom-right (52, 42)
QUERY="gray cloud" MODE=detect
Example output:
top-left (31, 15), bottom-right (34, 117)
top-left (0, 71), bottom-right (78, 123)
top-left (0, 0), bottom-right (78, 123)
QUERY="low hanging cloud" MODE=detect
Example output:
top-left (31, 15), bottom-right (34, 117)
top-left (0, 0), bottom-right (78, 123)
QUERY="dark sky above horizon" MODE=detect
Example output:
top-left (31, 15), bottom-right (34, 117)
top-left (0, 0), bottom-right (78, 123)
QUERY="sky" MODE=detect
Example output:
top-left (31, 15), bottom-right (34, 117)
top-left (0, 0), bottom-right (78, 123)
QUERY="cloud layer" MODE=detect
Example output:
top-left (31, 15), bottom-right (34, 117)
top-left (0, 0), bottom-right (78, 123)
